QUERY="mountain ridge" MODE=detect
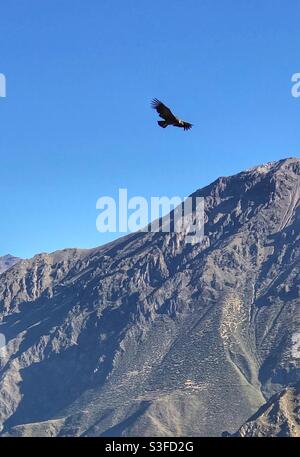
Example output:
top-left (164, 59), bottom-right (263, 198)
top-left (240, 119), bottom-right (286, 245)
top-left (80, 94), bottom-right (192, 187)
top-left (233, 381), bottom-right (300, 437)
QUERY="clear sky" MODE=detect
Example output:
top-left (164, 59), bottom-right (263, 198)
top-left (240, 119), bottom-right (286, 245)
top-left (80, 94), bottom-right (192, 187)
top-left (0, 0), bottom-right (299, 259)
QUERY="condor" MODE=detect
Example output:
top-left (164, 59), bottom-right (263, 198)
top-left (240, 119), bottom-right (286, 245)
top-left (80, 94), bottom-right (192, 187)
top-left (151, 98), bottom-right (193, 131)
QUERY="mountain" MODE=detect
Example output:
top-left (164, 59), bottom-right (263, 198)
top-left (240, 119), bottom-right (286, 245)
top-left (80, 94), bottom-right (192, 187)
top-left (0, 158), bottom-right (299, 437)
top-left (0, 255), bottom-right (21, 275)
top-left (233, 382), bottom-right (300, 437)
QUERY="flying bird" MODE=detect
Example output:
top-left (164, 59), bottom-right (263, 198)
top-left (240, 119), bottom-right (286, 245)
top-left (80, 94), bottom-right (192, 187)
top-left (151, 98), bottom-right (193, 131)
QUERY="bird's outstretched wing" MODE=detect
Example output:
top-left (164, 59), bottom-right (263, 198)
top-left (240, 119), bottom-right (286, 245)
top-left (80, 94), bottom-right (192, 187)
top-left (182, 121), bottom-right (193, 131)
top-left (151, 98), bottom-right (177, 122)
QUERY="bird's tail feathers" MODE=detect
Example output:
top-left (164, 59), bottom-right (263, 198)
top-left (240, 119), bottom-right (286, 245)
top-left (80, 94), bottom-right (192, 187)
top-left (158, 120), bottom-right (168, 128)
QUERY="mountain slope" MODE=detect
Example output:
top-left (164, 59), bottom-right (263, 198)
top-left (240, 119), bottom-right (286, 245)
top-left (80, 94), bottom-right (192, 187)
top-left (0, 158), bottom-right (299, 437)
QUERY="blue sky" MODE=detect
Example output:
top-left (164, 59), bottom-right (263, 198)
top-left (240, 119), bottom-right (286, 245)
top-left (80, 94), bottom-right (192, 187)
top-left (0, 0), bottom-right (299, 259)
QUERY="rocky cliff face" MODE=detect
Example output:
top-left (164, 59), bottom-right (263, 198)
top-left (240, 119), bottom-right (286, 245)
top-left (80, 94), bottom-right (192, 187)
top-left (234, 382), bottom-right (300, 437)
top-left (0, 158), bottom-right (299, 437)
top-left (0, 255), bottom-right (20, 275)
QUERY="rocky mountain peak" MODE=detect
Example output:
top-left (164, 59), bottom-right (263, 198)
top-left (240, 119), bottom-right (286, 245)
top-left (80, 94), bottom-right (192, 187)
top-left (0, 255), bottom-right (21, 275)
